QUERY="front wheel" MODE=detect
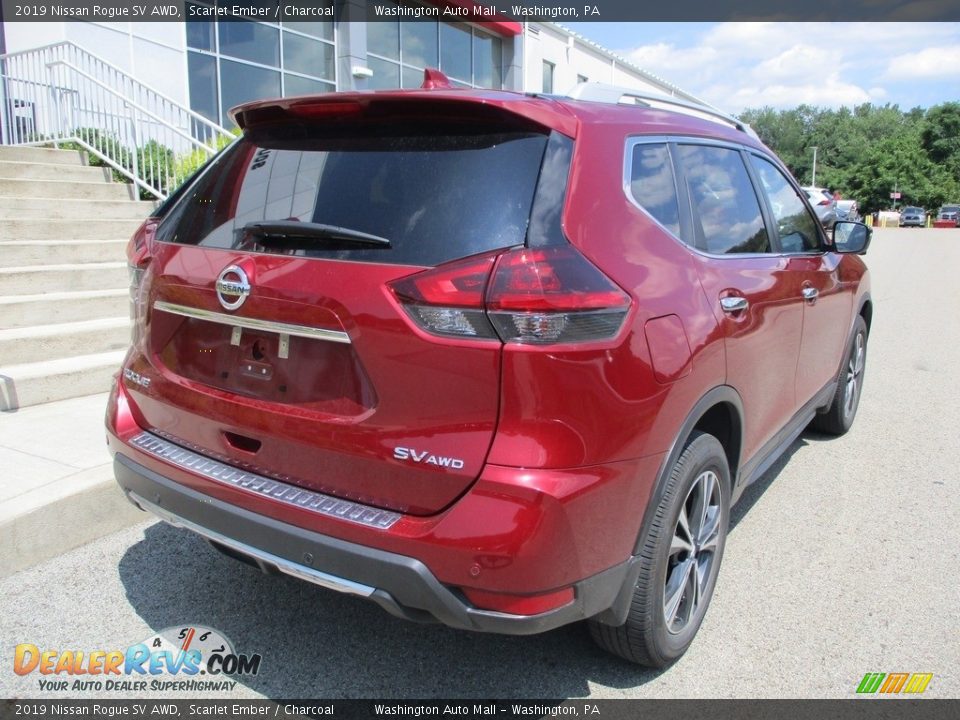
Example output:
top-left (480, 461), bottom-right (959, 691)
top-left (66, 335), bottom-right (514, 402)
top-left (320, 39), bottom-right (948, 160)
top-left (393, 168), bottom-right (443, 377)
top-left (811, 315), bottom-right (868, 435)
top-left (588, 431), bottom-right (730, 667)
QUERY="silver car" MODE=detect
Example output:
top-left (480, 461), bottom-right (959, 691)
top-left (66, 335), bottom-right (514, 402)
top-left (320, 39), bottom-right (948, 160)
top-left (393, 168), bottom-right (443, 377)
top-left (836, 199), bottom-right (860, 222)
top-left (802, 186), bottom-right (838, 229)
top-left (900, 206), bottom-right (926, 228)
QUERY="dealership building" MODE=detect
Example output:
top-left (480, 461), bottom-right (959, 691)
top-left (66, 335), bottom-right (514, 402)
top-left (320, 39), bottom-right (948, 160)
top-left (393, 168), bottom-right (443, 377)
top-left (0, 1), bottom-right (701, 130)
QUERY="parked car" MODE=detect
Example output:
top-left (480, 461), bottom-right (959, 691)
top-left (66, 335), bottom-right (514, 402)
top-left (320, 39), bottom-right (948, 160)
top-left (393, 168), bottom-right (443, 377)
top-left (899, 206), bottom-right (926, 227)
top-left (801, 186), bottom-right (838, 229)
top-left (107, 75), bottom-right (872, 668)
top-left (835, 199), bottom-right (860, 222)
top-left (935, 204), bottom-right (960, 228)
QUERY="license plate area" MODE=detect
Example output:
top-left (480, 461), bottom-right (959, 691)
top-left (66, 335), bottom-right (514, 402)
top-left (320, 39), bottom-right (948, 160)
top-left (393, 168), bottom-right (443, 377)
top-left (154, 315), bottom-right (375, 413)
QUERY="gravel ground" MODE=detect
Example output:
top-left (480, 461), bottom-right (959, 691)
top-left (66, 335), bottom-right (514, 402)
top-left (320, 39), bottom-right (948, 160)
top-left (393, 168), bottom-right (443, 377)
top-left (2, 228), bottom-right (958, 700)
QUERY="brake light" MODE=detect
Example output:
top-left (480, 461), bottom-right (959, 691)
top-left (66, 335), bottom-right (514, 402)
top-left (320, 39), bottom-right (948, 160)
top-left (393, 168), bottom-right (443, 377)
top-left (389, 245), bottom-right (631, 345)
top-left (818, 198), bottom-right (831, 206)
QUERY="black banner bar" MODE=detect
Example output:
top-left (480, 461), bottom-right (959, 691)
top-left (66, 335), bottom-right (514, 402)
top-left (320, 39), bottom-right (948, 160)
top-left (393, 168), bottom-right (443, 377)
top-left (2, 0), bottom-right (959, 23)
top-left (2, 699), bottom-right (960, 720)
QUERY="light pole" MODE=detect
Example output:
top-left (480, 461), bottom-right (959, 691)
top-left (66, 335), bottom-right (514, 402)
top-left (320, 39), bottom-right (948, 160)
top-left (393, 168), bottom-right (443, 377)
top-left (811, 146), bottom-right (818, 187)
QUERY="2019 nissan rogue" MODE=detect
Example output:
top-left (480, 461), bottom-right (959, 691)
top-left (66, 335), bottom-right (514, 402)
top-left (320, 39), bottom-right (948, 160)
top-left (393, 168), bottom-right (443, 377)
top-left (107, 75), bottom-right (872, 667)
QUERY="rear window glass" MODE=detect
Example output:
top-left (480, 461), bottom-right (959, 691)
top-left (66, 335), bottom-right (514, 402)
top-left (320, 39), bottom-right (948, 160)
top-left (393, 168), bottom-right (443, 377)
top-left (628, 143), bottom-right (681, 237)
top-left (156, 129), bottom-right (549, 266)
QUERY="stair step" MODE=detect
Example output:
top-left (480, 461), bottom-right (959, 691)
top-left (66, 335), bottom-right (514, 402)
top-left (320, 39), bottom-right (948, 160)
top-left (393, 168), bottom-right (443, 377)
top-left (0, 289), bottom-right (128, 329)
top-left (0, 262), bottom-right (128, 294)
top-left (0, 219), bottom-right (142, 242)
top-left (0, 146), bottom-right (84, 166)
top-left (0, 160), bottom-right (111, 182)
top-left (0, 197), bottom-right (156, 220)
top-left (0, 240), bottom-right (128, 267)
top-left (0, 349), bottom-right (126, 411)
top-left (0, 317), bottom-right (130, 366)
top-left (0, 178), bottom-right (133, 201)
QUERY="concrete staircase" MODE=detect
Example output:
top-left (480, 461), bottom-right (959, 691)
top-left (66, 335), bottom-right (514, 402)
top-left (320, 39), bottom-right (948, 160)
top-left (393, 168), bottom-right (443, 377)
top-left (0, 146), bottom-right (156, 411)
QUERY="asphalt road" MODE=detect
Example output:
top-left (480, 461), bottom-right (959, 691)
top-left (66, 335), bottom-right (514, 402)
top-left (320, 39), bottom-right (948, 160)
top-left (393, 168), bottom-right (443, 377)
top-left (2, 228), bottom-right (958, 700)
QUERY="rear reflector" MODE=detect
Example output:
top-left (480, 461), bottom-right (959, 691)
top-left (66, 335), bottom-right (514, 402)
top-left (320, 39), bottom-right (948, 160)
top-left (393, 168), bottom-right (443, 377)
top-left (389, 246), bottom-right (630, 345)
top-left (461, 586), bottom-right (575, 615)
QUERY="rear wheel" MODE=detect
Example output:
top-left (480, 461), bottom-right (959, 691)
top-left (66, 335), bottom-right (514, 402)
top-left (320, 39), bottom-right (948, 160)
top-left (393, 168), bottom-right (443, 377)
top-left (811, 315), bottom-right (867, 435)
top-left (589, 431), bottom-right (730, 666)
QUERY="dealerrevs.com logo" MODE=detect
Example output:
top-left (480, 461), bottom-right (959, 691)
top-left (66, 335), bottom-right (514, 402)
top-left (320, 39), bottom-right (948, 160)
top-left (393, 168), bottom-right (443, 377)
top-left (14, 626), bottom-right (262, 693)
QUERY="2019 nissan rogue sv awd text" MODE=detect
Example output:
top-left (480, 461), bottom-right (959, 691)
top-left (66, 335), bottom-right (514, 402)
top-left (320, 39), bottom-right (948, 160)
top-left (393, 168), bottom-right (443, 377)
top-left (106, 76), bottom-right (872, 667)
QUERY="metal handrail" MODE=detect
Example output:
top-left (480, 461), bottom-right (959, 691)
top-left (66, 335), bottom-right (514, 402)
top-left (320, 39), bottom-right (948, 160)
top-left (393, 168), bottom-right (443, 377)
top-left (0, 41), bottom-right (235, 199)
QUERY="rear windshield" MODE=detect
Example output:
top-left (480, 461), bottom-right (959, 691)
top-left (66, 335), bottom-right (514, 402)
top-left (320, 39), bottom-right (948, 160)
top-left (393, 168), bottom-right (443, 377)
top-left (156, 128), bottom-right (549, 266)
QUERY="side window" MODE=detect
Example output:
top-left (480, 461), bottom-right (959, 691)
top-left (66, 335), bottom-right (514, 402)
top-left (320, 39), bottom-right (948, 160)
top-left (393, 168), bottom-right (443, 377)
top-left (750, 155), bottom-right (822, 253)
top-left (627, 142), bottom-right (681, 237)
top-left (675, 144), bottom-right (770, 254)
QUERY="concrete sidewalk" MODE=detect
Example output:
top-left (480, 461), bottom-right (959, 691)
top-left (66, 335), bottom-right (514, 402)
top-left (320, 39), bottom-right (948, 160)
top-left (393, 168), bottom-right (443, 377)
top-left (0, 392), bottom-right (145, 577)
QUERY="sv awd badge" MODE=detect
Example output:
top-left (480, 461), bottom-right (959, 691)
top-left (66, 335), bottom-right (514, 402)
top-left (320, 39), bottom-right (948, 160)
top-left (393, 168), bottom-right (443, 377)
top-left (393, 447), bottom-right (465, 469)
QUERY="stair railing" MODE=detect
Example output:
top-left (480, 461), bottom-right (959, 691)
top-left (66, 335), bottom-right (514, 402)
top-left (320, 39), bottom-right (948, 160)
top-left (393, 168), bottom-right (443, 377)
top-left (0, 41), bottom-right (235, 200)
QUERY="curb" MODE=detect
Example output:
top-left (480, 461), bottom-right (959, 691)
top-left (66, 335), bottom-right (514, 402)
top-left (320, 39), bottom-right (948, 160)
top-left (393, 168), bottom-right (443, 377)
top-left (0, 463), bottom-right (147, 578)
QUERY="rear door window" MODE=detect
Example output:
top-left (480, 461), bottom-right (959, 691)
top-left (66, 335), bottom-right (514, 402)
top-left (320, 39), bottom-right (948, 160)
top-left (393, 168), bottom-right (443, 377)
top-left (674, 144), bottom-right (770, 254)
top-left (156, 128), bottom-right (549, 267)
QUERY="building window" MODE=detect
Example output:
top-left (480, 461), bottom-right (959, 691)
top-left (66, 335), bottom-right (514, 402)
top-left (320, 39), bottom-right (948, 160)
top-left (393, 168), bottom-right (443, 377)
top-left (185, 1), bottom-right (336, 127)
top-left (542, 61), bottom-right (555, 94)
top-left (367, 13), bottom-right (503, 90)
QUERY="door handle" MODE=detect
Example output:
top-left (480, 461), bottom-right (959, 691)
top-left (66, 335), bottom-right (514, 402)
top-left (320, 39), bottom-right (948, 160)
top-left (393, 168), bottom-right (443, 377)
top-left (802, 287), bottom-right (819, 301)
top-left (720, 296), bottom-right (749, 313)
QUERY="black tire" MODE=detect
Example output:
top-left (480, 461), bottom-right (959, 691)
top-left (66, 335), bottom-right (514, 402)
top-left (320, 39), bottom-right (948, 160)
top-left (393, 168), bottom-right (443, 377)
top-left (589, 431), bottom-right (730, 667)
top-left (811, 315), bottom-right (868, 436)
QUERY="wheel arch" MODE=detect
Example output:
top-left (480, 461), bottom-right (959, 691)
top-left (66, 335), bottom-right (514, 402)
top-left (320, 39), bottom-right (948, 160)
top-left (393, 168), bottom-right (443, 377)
top-left (593, 385), bottom-right (744, 627)
top-left (858, 295), bottom-right (873, 335)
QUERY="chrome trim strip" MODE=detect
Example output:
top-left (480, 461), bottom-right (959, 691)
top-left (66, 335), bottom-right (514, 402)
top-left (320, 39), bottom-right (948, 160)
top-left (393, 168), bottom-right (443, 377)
top-left (129, 431), bottom-right (401, 530)
top-left (153, 300), bottom-right (351, 344)
top-left (128, 491), bottom-right (376, 598)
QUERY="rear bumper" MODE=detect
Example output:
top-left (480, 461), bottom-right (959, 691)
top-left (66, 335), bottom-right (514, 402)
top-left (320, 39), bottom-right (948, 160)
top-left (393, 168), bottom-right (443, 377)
top-left (114, 452), bottom-right (635, 634)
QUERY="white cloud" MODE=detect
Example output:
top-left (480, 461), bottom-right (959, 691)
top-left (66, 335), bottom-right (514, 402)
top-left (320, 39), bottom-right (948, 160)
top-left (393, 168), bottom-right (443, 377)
top-left (617, 22), bottom-right (960, 112)
top-left (884, 46), bottom-right (960, 80)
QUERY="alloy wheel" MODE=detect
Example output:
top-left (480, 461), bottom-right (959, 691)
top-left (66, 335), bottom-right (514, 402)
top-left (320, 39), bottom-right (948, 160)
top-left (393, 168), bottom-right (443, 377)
top-left (663, 470), bottom-right (722, 634)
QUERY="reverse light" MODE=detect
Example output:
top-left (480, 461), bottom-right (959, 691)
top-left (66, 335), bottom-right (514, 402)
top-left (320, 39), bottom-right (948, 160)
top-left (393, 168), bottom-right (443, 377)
top-left (389, 245), bottom-right (631, 345)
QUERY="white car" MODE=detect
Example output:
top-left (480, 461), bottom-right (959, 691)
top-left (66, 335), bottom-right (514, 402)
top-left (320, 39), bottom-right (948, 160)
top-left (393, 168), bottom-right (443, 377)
top-left (801, 186), bottom-right (838, 229)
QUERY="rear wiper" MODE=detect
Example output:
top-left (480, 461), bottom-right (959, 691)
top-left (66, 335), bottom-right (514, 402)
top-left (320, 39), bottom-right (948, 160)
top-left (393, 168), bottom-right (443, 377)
top-left (240, 221), bottom-right (391, 248)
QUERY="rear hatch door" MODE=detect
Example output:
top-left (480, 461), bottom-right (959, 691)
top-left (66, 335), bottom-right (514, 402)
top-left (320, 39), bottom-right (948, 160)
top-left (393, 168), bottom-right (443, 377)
top-left (135, 103), bottom-right (555, 515)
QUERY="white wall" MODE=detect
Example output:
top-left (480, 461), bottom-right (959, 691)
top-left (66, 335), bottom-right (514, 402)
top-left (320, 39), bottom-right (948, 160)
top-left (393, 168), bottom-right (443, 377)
top-left (4, 22), bottom-right (189, 105)
top-left (525, 23), bottom-right (691, 99)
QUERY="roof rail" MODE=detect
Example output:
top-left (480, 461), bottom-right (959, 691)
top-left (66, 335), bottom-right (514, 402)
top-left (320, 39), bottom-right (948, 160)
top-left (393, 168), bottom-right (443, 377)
top-left (567, 82), bottom-right (758, 140)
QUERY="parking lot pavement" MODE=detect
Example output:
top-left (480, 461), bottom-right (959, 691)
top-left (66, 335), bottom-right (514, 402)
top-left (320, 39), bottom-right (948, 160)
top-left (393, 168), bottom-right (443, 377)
top-left (1, 228), bottom-right (958, 700)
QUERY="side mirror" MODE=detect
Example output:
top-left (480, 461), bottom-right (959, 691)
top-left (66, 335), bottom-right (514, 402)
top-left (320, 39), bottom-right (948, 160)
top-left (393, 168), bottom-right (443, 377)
top-left (833, 221), bottom-right (871, 254)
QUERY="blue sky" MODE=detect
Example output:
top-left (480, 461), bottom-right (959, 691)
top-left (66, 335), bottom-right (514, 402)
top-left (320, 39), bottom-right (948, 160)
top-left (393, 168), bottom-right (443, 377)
top-left (564, 22), bottom-right (960, 113)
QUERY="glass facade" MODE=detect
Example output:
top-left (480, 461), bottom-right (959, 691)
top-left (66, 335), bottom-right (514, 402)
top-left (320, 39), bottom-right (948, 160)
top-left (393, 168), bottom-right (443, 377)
top-left (185, 1), bottom-right (336, 127)
top-left (367, 16), bottom-right (503, 90)
top-left (185, 5), bottom-right (505, 127)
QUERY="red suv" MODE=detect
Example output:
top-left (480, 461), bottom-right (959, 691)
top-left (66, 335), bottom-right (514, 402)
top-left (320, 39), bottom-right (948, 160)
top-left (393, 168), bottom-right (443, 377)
top-left (107, 77), bottom-right (872, 667)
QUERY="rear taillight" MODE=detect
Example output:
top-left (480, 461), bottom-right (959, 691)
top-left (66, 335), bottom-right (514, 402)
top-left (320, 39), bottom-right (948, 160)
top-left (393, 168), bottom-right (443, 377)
top-left (818, 198), bottom-right (831, 206)
top-left (389, 245), bottom-right (631, 345)
top-left (127, 219), bottom-right (156, 346)
top-left (389, 253), bottom-right (500, 340)
top-left (486, 246), bottom-right (631, 344)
